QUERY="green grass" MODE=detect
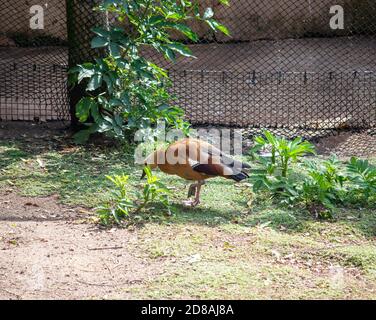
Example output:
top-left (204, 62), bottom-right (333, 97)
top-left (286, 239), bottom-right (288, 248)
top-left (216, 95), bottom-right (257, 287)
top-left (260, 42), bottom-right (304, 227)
top-left (1, 137), bottom-right (376, 299)
top-left (126, 224), bottom-right (376, 299)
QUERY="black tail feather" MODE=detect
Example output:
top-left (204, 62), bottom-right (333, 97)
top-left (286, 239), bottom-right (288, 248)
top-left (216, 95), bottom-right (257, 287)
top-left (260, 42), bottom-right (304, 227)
top-left (230, 171), bottom-right (249, 182)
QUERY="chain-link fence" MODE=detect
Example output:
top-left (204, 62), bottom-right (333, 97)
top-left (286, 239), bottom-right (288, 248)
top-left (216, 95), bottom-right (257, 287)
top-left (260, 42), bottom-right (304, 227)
top-left (0, 1), bottom-right (375, 138)
top-left (0, 0), bottom-right (69, 121)
top-left (161, 0), bottom-right (376, 137)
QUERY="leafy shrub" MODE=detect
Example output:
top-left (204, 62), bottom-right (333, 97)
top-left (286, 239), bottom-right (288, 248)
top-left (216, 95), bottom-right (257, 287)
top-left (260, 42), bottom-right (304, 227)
top-left (69, 0), bottom-right (230, 142)
top-left (248, 131), bottom-right (375, 218)
top-left (97, 167), bottom-right (171, 225)
top-left (286, 156), bottom-right (348, 218)
top-left (249, 130), bottom-right (316, 192)
top-left (346, 157), bottom-right (376, 205)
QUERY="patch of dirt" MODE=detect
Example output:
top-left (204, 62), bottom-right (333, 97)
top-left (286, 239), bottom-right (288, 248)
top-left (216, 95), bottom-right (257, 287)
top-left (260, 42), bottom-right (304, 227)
top-left (0, 192), bottom-right (166, 299)
top-left (314, 131), bottom-right (376, 157)
top-left (0, 121), bottom-right (69, 141)
top-left (0, 121), bottom-right (121, 151)
top-left (0, 190), bottom-right (85, 222)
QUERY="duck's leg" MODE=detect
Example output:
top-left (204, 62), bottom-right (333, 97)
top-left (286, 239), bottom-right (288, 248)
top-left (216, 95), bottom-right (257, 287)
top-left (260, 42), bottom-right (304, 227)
top-left (183, 181), bottom-right (205, 207)
top-left (183, 182), bottom-right (197, 207)
top-left (191, 180), bottom-right (204, 207)
top-left (187, 183), bottom-right (197, 198)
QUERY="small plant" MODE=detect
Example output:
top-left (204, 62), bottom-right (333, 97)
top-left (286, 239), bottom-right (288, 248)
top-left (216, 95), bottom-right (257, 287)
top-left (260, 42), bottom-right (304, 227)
top-left (251, 130), bottom-right (315, 178)
top-left (134, 166), bottom-right (171, 215)
top-left (97, 167), bottom-right (171, 225)
top-left (277, 157), bottom-right (349, 218)
top-left (249, 130), bottom-right (316, 192)
top-left (295, 167), bottom-right (341, 218)
top-left (346, 157), bottom-right (376, 205)
top-left (321, 155), bottom-right (348, 188)
top-left (97, 174), bottom-right (135, 224)
top-left (301, 172), bottom-right (337, 214)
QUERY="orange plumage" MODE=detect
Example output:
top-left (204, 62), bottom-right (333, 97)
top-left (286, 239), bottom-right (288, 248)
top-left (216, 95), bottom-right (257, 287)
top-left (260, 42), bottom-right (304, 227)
top-left (142, 138), bottom-right (250, 206)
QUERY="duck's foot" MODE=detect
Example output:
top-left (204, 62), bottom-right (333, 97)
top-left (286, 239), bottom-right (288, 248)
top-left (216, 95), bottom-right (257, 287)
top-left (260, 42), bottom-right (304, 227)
top-left (182, 199), bottom-right (200, 207)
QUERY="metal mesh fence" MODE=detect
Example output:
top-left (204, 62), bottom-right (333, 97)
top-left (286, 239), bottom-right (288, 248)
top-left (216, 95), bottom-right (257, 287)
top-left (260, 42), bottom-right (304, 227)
top-left (0, 1), bottom-right (69, 121)
top-left (150, 0), bottom-right (376, 136)
top-left (0, 1), bottom-right (375, 139)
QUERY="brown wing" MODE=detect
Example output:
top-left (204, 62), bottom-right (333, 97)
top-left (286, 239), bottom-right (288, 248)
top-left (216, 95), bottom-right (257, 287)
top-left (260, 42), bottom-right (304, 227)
top-left (162, 138), bottom-right (250, 182)
top-left (188, 139), bottom-right (250, 182)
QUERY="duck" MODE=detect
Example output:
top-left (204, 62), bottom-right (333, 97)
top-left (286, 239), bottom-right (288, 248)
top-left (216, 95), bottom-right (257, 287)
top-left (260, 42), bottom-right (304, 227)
top-left (141, 138), bottom-right (250, 207)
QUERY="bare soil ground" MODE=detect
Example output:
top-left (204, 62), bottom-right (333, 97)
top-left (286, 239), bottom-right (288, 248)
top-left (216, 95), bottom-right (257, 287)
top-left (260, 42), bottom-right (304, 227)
top-left (0, 121), bottom-right (69, 140)
top-left (0, 191), bottom-right (166, 300)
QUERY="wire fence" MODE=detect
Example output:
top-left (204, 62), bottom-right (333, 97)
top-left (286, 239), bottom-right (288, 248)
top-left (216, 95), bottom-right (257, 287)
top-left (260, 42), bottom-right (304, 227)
top-left (0, 1), bottom-right (375, 138)
top-left (0, 0), bottom-right (69, 121)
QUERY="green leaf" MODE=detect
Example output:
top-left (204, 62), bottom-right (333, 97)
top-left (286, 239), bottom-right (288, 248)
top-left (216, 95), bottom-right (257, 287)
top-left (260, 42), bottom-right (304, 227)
top-left (91, 27), bottom-right (110, 37)
top-left (73, 123), bottom-right (99, 144)
top-left (160, 45), bottom-right (176, 61)
top-left (109, 98), bottom-right (123, 107)
top-left (109, 42), bottom-right (121, 58)
top-left (166, 12), bottom-right (184, 20)
top-left (91, 36), bottom-right (109, 48)
top-left (218, 0), bottom-right (230, 5)
top-left (171, 24), bottom-right (198, 42)
top-left (75, 97), bottom-right (97, 122)
top-left (206, 19), bottom-right (230, 36)
top-left (77, 64), bottom-right (95, 83)
top-left (149, 15), bottom-right (165, 25)
top-left (215, 23), bottom-right (230, 36)
top-left (120, 92), bottom-right (130, 106)
top-left (161, 22), bottom-right (199, 42)
top-left (166, 43), bottom-right (194, 57)
top-left (87, 74), bottom-right (103, 91)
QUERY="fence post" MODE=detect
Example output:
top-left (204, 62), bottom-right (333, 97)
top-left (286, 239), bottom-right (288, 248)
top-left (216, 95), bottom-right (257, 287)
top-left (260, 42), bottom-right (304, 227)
top-left (65, 0), bottom-right (107, 128)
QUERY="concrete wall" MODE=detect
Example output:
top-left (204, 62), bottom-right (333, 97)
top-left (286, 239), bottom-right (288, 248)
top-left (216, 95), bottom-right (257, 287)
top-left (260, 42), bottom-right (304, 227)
top-left (213, 0), bottom-right (373, 42)
top-left (168, 0), bottom-right (374, 42)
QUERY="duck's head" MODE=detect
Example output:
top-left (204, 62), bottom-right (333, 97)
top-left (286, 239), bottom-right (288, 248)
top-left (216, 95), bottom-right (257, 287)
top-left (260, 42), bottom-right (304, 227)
top-left (141, 149), bottom-right (165, 179)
